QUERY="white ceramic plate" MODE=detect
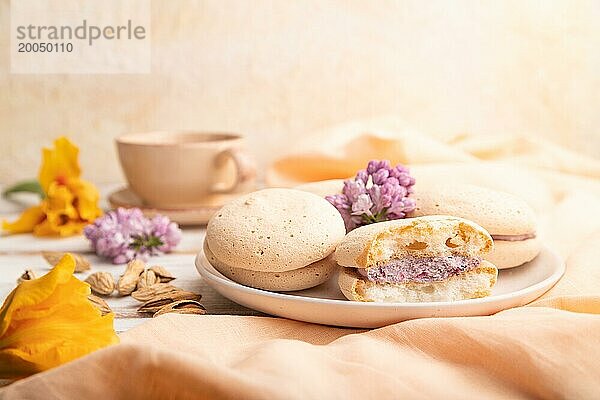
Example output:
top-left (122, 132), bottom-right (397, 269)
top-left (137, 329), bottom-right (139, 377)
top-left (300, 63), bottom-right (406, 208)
top-left (195, 246), bottom-right (565, 328)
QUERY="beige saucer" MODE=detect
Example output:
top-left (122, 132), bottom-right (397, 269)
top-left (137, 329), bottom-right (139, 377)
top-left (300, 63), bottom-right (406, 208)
top-left (108, 187), bottom-right (221, 226)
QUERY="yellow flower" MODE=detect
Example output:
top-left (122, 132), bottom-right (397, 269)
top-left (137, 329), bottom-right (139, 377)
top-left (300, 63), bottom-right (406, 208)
top-left (0, 206), bottom-right (45, 234)
top-left (2, 137), bottom-right (103, 236)
top-left (38, 137), bottom-right (81, 193)
top-left (0, 254), bottom-right (118, 379)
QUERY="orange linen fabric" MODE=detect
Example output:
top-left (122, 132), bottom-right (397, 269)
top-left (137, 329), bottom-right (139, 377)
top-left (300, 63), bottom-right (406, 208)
top-left (2, 118), bottom-right (600, 399)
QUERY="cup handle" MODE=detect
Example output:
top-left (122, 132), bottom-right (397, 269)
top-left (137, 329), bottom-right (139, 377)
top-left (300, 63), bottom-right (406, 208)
top-left (211, 148), bottom-right (256, 193)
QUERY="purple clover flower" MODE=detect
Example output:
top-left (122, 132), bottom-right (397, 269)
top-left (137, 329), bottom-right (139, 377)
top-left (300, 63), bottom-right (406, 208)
top-left (326, 160), bottom-right (416, 231)
top-left (84, 208), bottom-right (182, 264)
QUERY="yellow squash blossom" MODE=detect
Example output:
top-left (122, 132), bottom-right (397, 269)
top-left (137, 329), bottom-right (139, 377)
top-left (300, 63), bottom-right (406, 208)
top-left (2, 137), bottom-right (102, 236)
top-left (0, 254), bottom-right (118, 379)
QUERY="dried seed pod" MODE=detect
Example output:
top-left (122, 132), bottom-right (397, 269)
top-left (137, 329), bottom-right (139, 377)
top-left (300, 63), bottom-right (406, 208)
top-left (131, 283), bottom-right (182, 302)
top-left (42, 251), bottom-right (91, 272)
top-left (136, 270), bottom-right (161, 290)
top-left (88, 294), bottom-right (112, 316)
top-left (137, 291), bottom-right (202, 314)
top-left (85, 272), bottom-right (115, 295)
top-left (116, 259), bottom-right (145, 296)
top-left (17, 269), bottom-right (36, 284)
top-left (149, 265), bottom-right (175, 283)
top-left (153, 300), bottom-right (206, 317)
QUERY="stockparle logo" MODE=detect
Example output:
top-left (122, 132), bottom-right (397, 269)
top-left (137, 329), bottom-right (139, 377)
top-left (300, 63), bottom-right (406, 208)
top-left (10, 0), bottom-right (151, 74)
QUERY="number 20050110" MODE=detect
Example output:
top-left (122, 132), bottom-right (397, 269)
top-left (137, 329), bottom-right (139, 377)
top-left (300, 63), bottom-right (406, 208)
top-left (18, 42), bottom-right (73, 52)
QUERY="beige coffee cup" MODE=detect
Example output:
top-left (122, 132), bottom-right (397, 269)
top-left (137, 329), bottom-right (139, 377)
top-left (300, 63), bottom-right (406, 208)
top-left (116, 131), bottom-right (256, 207)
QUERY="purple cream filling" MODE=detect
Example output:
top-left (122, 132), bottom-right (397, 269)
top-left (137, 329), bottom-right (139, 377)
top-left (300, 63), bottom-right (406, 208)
top-left (491, 233), bottom-right (536, 241)
top-left (358, 255), bottom-right (481, 284)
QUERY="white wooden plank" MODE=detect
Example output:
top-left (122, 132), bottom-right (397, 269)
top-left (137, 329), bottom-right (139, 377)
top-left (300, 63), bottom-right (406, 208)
top-left (0, 225), bottom-right (206, 254)
top-left (0, 184), bottom-right (265, 332)
top-left (0, 241), bottom-right (264, 327)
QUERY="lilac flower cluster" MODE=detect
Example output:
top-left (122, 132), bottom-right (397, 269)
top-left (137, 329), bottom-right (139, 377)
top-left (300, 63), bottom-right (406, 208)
top-left (84, 208), bottom-right (182, 264)
top-left (326, 160), bottom-right (416, 231)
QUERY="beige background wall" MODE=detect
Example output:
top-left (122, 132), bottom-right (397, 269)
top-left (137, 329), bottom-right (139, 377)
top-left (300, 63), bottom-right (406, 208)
top-left (0, 0), bottom-right (599, 183)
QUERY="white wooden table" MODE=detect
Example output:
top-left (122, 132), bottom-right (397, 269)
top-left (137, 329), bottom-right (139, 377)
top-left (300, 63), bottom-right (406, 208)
top-left (0, 185), bottom-right (262, 333)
